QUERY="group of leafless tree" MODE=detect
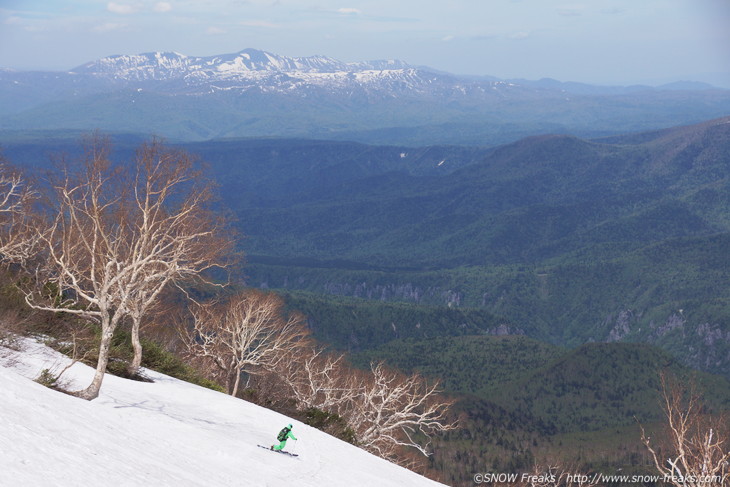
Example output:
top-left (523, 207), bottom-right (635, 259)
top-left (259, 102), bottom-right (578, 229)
top-left (175, 287), bottom-right (457, 462)
top-left (0, 137), bottom-right (233, 399)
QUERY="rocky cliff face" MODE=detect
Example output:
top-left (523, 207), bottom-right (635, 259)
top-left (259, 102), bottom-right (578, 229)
top-left (649, 316), bottom-right (730, 375)
top-left (603, 310), bottom-right (730, 378)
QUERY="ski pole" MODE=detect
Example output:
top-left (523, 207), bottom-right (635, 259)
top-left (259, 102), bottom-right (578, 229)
top-left (292, 439), bottom-right (298, 454)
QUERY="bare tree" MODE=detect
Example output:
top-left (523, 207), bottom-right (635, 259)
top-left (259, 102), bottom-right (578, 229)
top-left (640, 374), bottom-right (729, 487)
top-left (344, 361), bottom-right (457, 460)
top-left (279, 354), bottom-right (457, 462)
top-left (182, 289), bottom-right (311, 397)
top-left (123, 140), bottom-right (233, 375)
top-left (278, 348), bottom-right (352, 411)
top-left (24, 136), bottom-right (232, 400)
top-left (0, 162), bottom-right (39, 265)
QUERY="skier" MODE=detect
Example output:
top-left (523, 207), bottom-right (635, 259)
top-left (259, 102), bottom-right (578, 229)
top-left (271, 424), bottom-right (297, 451)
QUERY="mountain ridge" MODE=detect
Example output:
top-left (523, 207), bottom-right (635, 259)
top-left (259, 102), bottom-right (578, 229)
top-left (62, 47), bottom-right (463, 100)
top-left (111, 118), bottom-right (729, 377)
top-left (3, 48), bottom-right (730, 145)
top-left (72, 48), bottom-right (414, 79)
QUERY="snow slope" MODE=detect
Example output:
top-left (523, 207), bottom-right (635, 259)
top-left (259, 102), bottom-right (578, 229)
top-left (0, 338), bottom-right (445, 487)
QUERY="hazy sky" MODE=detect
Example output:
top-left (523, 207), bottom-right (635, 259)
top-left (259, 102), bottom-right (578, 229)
top-left (1, 0), bottom-right (728, 87)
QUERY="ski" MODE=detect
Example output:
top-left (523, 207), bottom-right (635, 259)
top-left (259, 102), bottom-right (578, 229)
top-left (257, 444), bottom-right (299, 457)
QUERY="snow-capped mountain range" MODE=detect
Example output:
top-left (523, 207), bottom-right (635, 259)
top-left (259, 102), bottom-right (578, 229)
top-left (68, 48), bottom-right (446, 95)
top-left (74, 48), bottom-right (413, 80)
top-left (1, 48), bottom-right (729, 145)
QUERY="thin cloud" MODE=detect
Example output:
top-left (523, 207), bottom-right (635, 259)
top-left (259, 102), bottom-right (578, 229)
top-left (337, 8), bottom-right (362, 15)
top-left (240, 20), bottom-right (280, 28)
top-left (154, 2), bottom-right (173, 13)
top-left (106, 1), bottom-right (171, 14)
top-left (206, 26), bottom-right (227, 35)
top-left (299, 6), bottom-right (416, 24)
top-left (107, 2), bottom-right (138, 15)
top-left (2, 13), bottom-right (49, 32)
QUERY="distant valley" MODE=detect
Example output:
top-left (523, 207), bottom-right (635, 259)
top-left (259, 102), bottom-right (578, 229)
top-left (224, 117), bottom-right (730, 380)
top-left (2, 116), bottom-right (729, 382)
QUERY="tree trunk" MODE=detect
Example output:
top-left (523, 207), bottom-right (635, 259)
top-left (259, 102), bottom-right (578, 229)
top-left (231, 368), bottom-right (242, 397)
top-left (75, 326), bottom-right (114, 400)
top-left (129, 317), bottom-right (143, 376)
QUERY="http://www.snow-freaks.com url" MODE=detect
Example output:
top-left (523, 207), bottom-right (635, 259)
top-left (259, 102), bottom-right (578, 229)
top-left (473, 471), bottom-right (724, 484)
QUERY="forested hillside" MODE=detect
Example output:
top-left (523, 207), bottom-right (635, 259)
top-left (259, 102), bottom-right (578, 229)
top-left (239, 118), bottom-right (730, 378)
top-left (349, 335), bottom-right (730, 485)
top-left (2, 117), bottom-right (729, 380)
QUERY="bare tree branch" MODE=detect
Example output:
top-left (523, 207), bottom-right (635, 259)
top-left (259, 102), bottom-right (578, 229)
top-left (0, 162), bottom-right (40, 265)
top-left (342, 361), bottom-right (457, 461)
top-left (122, 139), bottom-right (234, 375)
top-left (181, 290), bottom-right (311, 396)
top-left (640, 373), bottom-right (729, 487)
top-left (278, 348), bottom-right (353, 411)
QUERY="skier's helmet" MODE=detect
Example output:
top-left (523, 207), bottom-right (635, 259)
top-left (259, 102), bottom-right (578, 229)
top-left (288, 424), bottom-right (293, 429)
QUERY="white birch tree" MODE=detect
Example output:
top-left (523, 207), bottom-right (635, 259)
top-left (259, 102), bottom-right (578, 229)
top-left (278, 348), bottom-right (352, 411)
top-left (123, 140), bottom-right (233, 375)
top-left (344, 362), bottom-right (457, 460)
top-left (24, 136), bottom-right (232, 400)
top-left (182, 289), bottom-right (311, 396)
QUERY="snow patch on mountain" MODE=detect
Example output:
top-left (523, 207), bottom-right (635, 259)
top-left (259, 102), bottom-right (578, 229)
top-left (73, 48), bottom-right (416, 83)
top-left (59, 48), bottom-right (466, 98)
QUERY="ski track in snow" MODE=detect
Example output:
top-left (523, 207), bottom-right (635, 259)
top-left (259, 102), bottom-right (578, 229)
top-left (0, 338), bottom-right (445, 487)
